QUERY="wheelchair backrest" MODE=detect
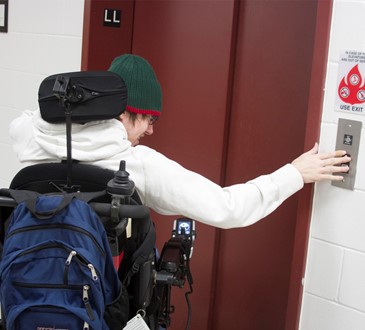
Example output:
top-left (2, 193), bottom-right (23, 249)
top-left (11, 162), bottom-right (114, 194)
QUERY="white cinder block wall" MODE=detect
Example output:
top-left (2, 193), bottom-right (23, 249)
top-left (0, 0), bottom-right (84, 187)
top-left (299, 0), bottom-right (365, 329)
top-left (1, 1), bottom-right (364, 329)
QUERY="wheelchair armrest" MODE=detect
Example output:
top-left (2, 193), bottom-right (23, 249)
top-left (90, 202), bottom-right (150, 220)
top-left (0, 196), bottom-right (17, 208)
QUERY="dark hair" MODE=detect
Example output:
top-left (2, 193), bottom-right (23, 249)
top-left (126, 111), bottom-right (149, 125)
top-left (125, 111), bottom-right (159, 126)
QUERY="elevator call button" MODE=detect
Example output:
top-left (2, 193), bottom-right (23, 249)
top-left (332, 118), bottom-right (362, 190)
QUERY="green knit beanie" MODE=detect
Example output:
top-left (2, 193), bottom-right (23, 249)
top-left (108, 54), bottom-right (162, 117)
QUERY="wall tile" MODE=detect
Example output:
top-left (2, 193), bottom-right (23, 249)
top-left (64, 0), bottom-right (85, 36)
top-left (0, 106), bottom-right (23, 144)
top-left (35, 35), bottom-right (83, 74)
top-left (0, 33), bottom-right (82, 74)
top-left (304, 239), bottom-right (343, 300)
top-left (9, 0), bottom-right (83, 36)
top-left (0, 144), bottom-right (23, 187)
top-left (339, 250), bottom-right (365, 312)
top-left (300, 293), bottom-right (365, 330)
top-left (0, 70), bottom-right (45, 110)
top-left (311, 182), bottom-right (365, 252)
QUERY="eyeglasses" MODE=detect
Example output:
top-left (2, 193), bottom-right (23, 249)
top-left (148, 115), bottom-right (159, 125)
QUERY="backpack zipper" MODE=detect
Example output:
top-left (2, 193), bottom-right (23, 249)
top-left (83, 285), bottom-right (95, 320)
top-left (64, 250), bottom-right (98, 284)
top-left (13, 242), bottom-right (101, 285)
top-left (6, 224), bottom-right (105, 257)
top-left (64, 250), bottom-right (77, 284)
top-left (87, 264), bottom-right (98, 281)
top-left (17, 242), bottom-right (87, 262)
top-left (66, 250), bottom-right (77, 265)
top-left (13, 282), bottom-right (83, 290)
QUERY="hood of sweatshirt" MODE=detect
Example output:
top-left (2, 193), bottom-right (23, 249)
top-left (9, 110), bottom-right (131, 165)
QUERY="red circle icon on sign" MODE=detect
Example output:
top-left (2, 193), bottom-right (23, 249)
top-left (338, 64), bottom-right (365, 105)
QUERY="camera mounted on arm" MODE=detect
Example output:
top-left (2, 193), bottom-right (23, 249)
top-left (156, 218), bottom-right (196, 328)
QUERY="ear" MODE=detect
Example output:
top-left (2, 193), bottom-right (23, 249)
top-left (119, 112), bottom-right (128, 122)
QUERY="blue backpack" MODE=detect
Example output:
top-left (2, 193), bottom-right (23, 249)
top-left (0, 189), bottom-right (128, 330)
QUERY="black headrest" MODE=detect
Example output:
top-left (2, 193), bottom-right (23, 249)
top-left (38, 71), bottom-right (128, 123)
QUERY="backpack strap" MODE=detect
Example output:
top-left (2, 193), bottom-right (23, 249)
top-left (123, 220), bottom-right (156, 287)
top-left (25, 194), bottom-right (75, 220)
top-left (0, 189), bottom-right (107, 220)
top-left (0, 188), bottom-right (39, 204)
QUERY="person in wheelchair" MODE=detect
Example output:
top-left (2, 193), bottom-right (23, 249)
top-left (9, 53), bottom-right (350, 230)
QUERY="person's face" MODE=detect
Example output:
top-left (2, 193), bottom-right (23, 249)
top-left (119, 112), bottom-right (155, 146)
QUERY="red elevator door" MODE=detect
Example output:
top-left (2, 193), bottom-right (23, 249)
top-left (82, 1), bottom-right (320, 329)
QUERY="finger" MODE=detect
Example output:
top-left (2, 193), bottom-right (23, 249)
top-left (335, 155), bottom-right (351, 165)
top-left (321, 155), bottom-right (351, 167)
top-left (319, 150), bottom-right (348, 161)
top-left (330, 165), bottom-right (350, 173)
top-left (335, 150), bottom-right (348, 157)
top-left (319, 164), bottom-right (350, 176)
top-left (325, 174), bottom-right (345, 181)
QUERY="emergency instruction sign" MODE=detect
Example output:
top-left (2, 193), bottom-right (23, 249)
top-left (336, 50), bottom-right (365, 116)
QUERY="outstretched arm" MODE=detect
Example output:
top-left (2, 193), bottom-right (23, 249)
top-left (291, 143), bottom-right (351, 183)
top-left (133, 143), bottom-right (350, 229)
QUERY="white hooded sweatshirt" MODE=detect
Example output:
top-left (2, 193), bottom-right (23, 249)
top-left (9, 110), bottom-right (304, 229)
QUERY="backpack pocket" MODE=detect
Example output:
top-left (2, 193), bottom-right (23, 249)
top-left (7, 300), bottom-right (96, 330)
top-left (0, 241), bottom-right (106, 330)
top-left (104, 282), bottom-right (130, 329)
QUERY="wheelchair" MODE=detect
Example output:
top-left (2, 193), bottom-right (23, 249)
top-left (0, 71), bottom-right (195, 329)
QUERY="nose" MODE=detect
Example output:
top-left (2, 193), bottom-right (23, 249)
top-left (145, 124), bottom-right (154, 135)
